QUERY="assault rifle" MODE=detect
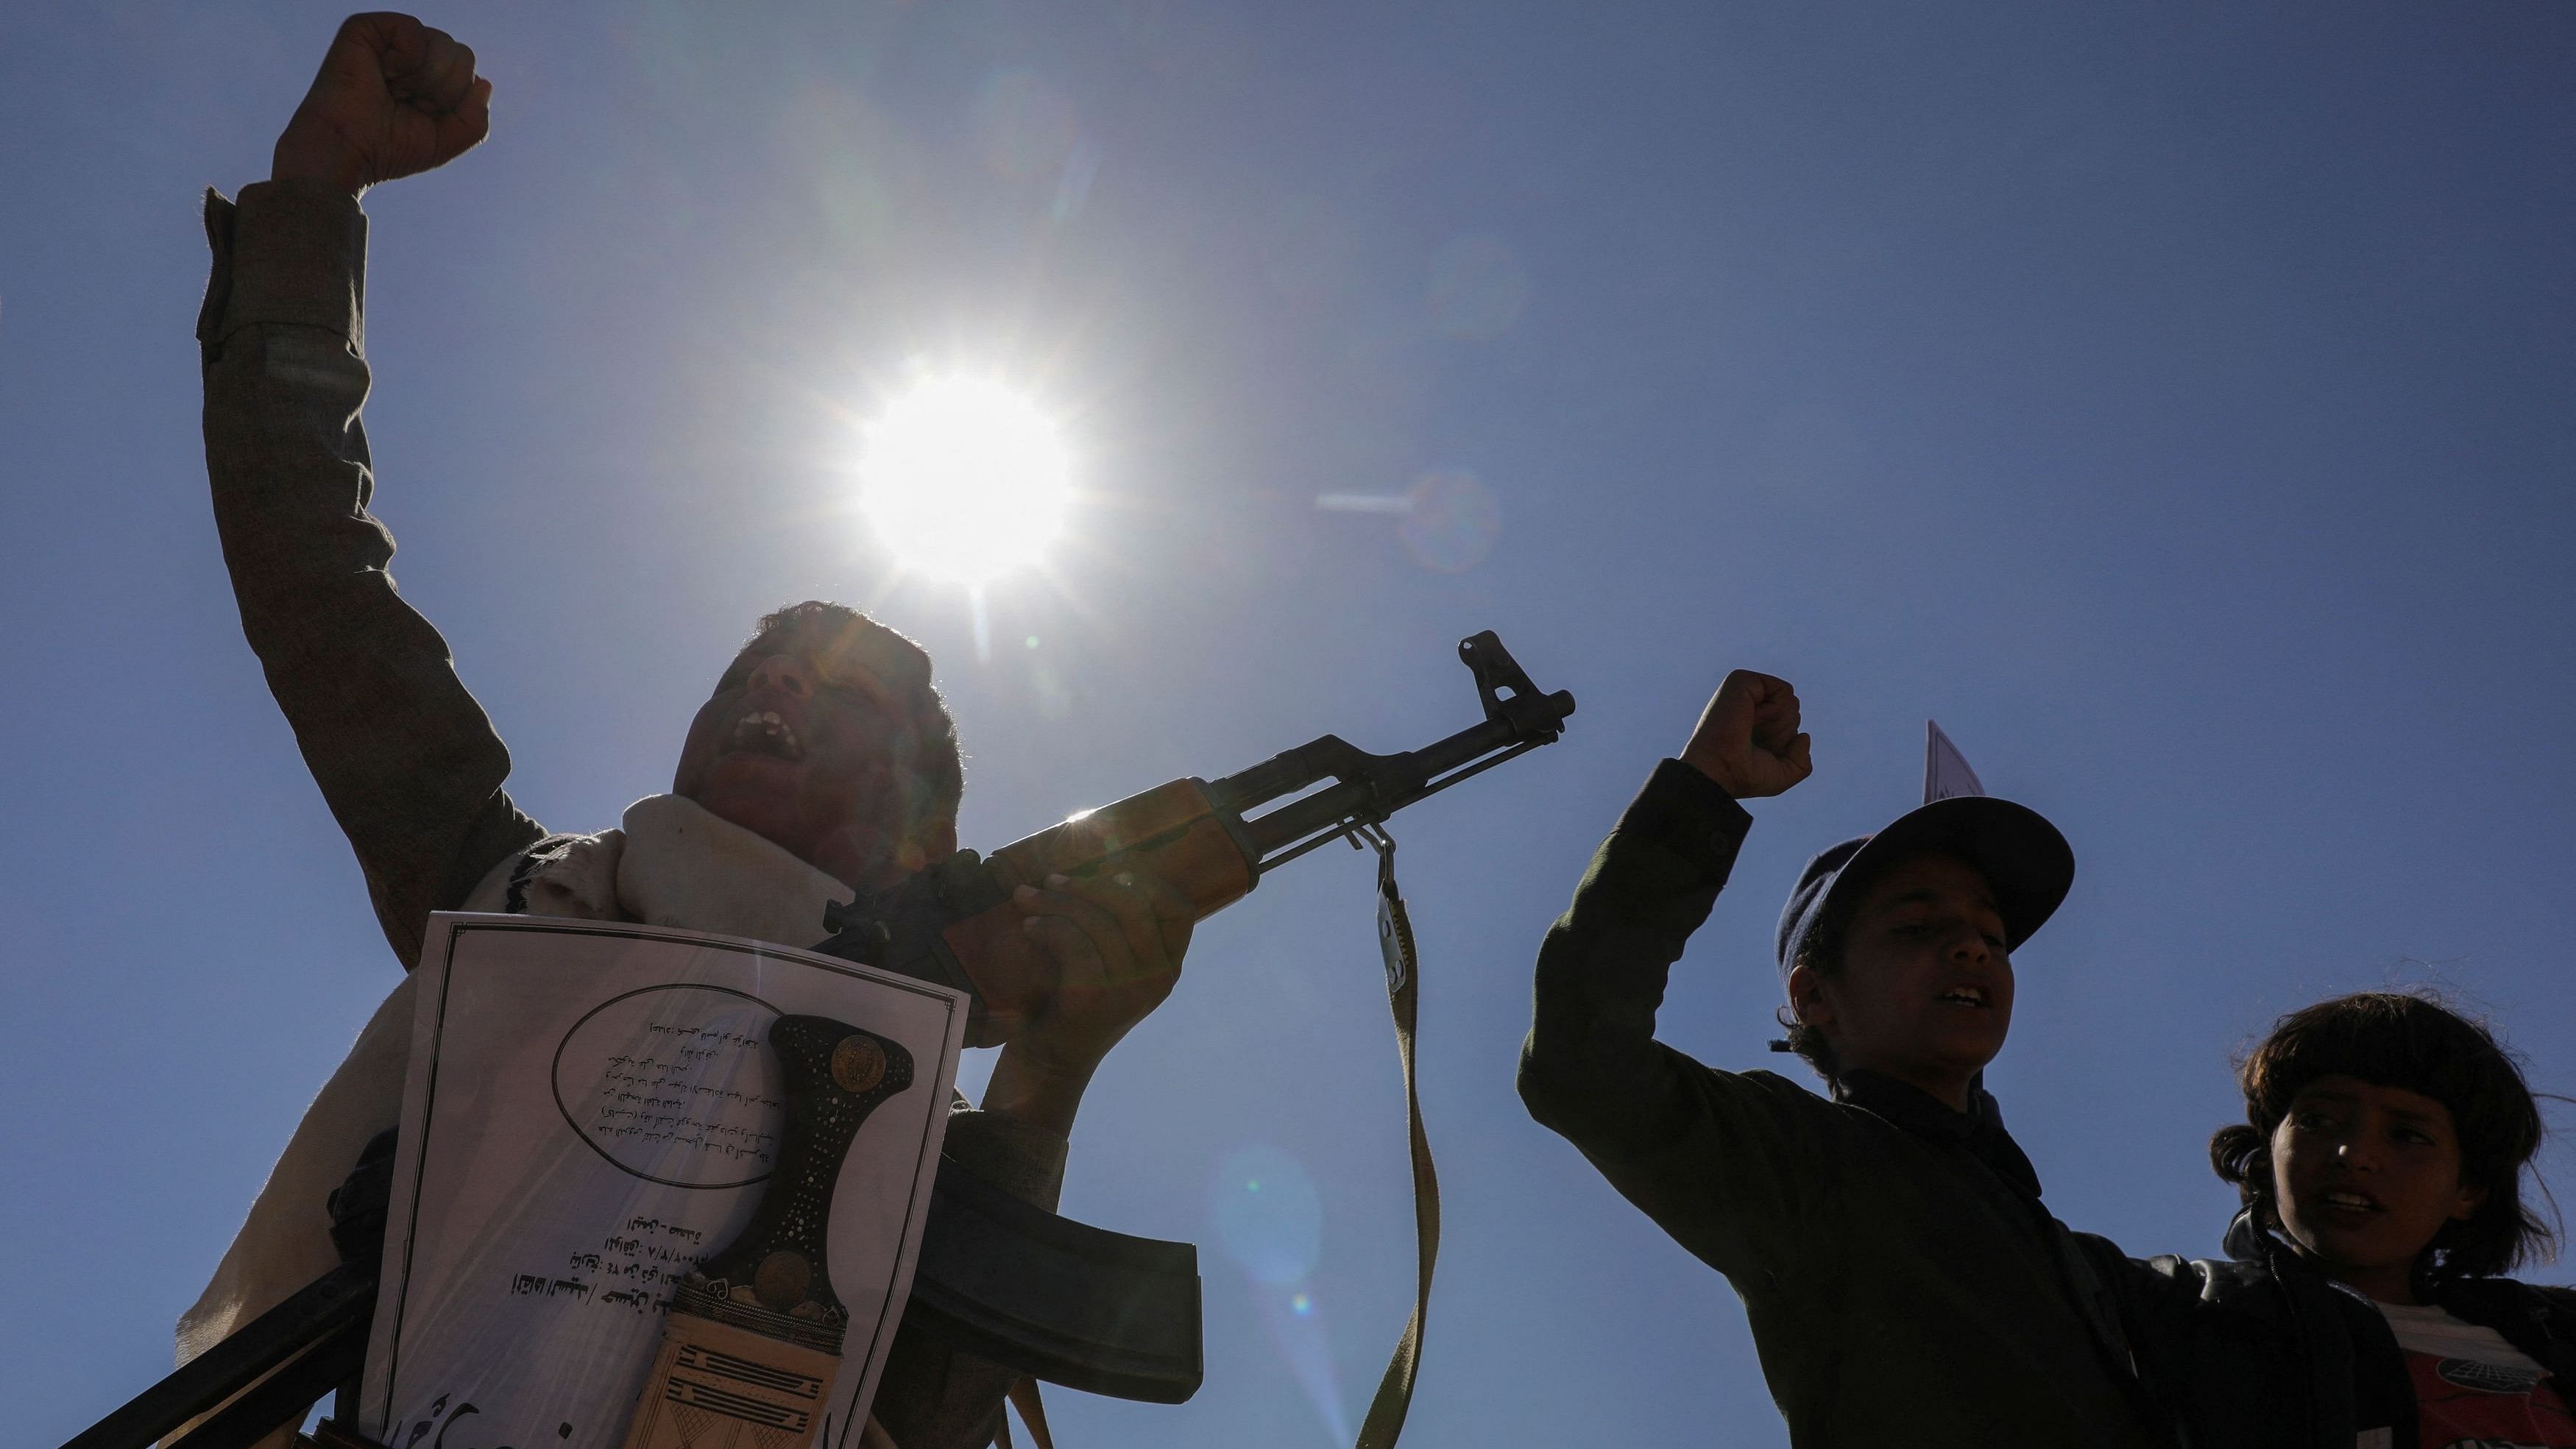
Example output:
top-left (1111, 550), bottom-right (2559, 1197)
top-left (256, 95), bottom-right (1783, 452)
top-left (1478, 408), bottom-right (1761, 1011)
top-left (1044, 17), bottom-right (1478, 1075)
top-left (810, 630), bottom-right (1575, 1044)
top-left (66, 631), bottom-right (1574, 1449)
top-left (821, 628), bottom-right (1575, 1404)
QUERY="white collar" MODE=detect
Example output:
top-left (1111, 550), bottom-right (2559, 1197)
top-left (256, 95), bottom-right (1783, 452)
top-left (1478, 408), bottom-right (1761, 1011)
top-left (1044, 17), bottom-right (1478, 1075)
top-left (482, 794), bottom-right (853, 948)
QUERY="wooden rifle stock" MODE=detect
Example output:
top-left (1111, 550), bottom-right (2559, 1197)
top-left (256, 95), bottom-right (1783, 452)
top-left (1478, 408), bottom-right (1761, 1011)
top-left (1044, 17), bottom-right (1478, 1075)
top-left (815, 631), bottom-right (1574, 1043)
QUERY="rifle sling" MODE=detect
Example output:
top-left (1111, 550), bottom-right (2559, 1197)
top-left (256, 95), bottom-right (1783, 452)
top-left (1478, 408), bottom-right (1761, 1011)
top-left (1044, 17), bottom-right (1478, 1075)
top-left (1354, 835), bottom-right (1437, 1449)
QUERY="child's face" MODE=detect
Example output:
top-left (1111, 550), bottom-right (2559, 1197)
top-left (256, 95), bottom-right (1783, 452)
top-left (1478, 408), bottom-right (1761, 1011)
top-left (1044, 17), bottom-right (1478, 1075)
top-left (1799, 853), bottom-right (2014, 1107)
top-left (2269, 1075), bottom-right (2486, 1303)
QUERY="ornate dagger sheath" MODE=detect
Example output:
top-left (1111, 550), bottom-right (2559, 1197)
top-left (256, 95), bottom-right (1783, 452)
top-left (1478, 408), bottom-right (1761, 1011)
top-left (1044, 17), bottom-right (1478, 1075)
top-left (618, 1015), bottom-right (914, 1449)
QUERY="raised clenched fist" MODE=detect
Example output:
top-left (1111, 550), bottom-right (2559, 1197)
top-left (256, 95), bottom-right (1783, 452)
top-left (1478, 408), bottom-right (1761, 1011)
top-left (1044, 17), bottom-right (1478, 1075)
top-left (270, 13), bottom-right (491, 195)
top-left (1680, 670), bottom-right (1815, 799)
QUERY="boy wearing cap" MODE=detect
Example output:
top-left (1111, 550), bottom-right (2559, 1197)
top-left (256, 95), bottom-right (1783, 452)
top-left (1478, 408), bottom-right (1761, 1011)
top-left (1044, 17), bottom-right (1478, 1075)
top-left (1518, 670), bottom-right (2160, 1448)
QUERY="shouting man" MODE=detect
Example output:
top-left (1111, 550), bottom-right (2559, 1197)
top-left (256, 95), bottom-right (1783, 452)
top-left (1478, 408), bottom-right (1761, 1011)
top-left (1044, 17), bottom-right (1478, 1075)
top-left (188, 15), bottom-right (1188, 1447)
top-left (1517, 671), bottom-right (2161, 1447)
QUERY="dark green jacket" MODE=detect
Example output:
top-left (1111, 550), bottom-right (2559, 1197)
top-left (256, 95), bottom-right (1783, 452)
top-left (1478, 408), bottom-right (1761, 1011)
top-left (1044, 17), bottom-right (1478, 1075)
top-left (1517, 759), bottom-right (2163, 1448)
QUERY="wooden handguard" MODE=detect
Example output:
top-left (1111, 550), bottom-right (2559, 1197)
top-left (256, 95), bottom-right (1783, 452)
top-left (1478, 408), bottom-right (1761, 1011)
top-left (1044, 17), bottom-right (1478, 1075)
top-left (986, 779), bottom-right (1257, 917)
top-left (936, 779), bottom-right (1258, 1043)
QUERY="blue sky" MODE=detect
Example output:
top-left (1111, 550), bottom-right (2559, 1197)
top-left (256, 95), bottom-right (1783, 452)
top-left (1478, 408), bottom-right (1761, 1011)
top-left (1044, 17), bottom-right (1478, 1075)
top-left (7, 3), bottom-right (2575, 1445)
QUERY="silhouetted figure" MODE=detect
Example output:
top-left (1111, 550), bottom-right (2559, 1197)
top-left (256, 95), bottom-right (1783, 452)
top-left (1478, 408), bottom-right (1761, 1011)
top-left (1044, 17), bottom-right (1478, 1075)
top-left (186, 15), bottom-right (1191, 1448)
top-left (1518, 670), bottom-right (2161, 1448)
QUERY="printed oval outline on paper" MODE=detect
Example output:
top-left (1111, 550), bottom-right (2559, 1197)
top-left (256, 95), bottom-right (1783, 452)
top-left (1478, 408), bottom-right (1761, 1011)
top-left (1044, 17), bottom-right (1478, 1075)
top-left (551, 982), bottom-right (787, 1189)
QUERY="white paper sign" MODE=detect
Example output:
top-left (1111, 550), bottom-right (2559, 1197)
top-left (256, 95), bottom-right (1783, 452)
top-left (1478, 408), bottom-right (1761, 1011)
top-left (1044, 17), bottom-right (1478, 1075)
top-left (361, 913), bottom-right (967, 1449)
top-left (1924, 719), bottom-right (1987, 804)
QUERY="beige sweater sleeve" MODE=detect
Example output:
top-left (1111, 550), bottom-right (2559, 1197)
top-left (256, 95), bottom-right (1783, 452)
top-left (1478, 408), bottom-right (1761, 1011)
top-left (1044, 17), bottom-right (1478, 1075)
top-left (199, 181), bottom-right (545, 967)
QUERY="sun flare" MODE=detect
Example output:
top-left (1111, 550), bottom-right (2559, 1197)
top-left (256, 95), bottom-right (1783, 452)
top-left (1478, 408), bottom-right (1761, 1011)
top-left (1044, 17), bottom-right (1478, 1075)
top-left (856, 377), bottom-right (1073, 584)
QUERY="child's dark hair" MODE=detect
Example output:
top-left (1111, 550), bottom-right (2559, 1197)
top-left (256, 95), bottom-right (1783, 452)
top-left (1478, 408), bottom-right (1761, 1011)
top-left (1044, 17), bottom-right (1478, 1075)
top-left (1771, 856), bottom-right (1897, 1082)
top-left (1773, 921), bottom-right (1847, 1080)
top-left (2209, 990), bottom-right (2558, 1284)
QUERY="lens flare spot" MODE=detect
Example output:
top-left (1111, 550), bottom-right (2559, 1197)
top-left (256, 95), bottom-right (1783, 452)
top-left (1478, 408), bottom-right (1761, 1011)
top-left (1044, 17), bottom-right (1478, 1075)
top-left (1398, 469), bottom-right (1501, 573)
top-left (857, 377), bottom-right (1072, 584)
top-left (1210, 1148), bottom-right (1345, 1442)
top-left (1211, 1146), bottom-right (1320, 1286)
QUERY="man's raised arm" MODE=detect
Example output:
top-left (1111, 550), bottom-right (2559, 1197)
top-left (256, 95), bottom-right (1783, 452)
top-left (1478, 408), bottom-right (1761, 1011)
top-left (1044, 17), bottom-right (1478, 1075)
top-left (202, 14), bottom-right (537, 966)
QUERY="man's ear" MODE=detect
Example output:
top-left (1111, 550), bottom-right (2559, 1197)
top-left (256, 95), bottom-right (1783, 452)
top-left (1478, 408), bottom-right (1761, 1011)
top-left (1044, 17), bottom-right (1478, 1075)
top-left (1785, 962), bottom-right (1833, 1029)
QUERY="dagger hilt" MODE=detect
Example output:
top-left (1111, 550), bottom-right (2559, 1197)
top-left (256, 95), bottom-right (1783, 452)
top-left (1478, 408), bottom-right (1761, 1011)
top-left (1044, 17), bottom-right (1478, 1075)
top-left (670, 1015), bottom-right (915, 1356)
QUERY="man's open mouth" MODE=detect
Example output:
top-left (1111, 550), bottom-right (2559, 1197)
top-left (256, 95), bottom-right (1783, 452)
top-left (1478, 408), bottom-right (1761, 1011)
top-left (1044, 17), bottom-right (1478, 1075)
top-left (728, 709), bottom-right (805, 762)
top-left (1936, 986), bottom-right (1989, 1008)
top-left (2320, 1189), bottom-right (2380, 1214)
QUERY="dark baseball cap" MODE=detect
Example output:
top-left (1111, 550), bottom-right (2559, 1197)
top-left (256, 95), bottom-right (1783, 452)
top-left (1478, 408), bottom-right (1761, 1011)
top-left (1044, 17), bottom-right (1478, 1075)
top-left (1773, 796), bottom-right (2074, 976)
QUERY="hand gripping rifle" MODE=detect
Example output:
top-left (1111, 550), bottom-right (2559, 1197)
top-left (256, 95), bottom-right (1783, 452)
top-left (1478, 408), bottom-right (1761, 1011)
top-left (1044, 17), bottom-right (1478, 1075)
top-left (65, 631), bottom-right (1573, 1449)
top-left (810, 630), bottom-right (1575, 1046)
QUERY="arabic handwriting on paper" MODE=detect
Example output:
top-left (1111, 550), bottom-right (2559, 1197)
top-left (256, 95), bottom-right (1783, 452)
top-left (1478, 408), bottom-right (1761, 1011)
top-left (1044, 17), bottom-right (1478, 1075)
top-left (589, 1035), bottom-right (783, 1165)
top-left (506, 1275), bottom-right (590, 1302)
top-left (392, 1394), bottom-right (578, 1449)
top-left (503, 1214), bottom-right (718, 1320)
top-left (550, 985), bottom-right (789, 1189)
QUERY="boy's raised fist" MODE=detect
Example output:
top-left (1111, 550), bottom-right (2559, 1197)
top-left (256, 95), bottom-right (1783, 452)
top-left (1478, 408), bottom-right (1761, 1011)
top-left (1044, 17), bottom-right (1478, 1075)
top-left (271, 13), bottom-right (491, 195)
top-left (1681, 670), bottom-right (1815, 799)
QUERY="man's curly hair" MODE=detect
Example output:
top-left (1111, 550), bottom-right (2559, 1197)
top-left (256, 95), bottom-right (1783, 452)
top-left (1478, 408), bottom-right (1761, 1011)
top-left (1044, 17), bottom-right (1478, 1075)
top-left (2209, 989), bottom-right (2558, 1286)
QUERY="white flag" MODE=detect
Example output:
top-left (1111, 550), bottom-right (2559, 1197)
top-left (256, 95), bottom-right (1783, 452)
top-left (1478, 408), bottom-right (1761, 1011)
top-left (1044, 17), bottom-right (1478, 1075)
top-left (1925, 720), bottom-right (1986, 804)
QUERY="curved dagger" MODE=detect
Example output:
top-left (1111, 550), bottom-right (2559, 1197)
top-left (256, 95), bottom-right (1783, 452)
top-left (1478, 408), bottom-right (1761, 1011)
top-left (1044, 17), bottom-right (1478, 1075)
top-left (618, 1016), bottom-right (913, 1449)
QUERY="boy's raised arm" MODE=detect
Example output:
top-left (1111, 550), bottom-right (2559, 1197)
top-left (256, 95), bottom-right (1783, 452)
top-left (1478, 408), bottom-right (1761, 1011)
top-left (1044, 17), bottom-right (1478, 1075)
top-left (1518, 672), bottom-right (1827, 1277)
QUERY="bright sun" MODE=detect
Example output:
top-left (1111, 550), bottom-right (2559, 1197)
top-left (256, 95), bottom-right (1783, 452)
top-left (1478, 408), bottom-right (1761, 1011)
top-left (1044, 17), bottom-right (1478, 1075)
top-left (857, 377), bottom-right (1073, 584)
